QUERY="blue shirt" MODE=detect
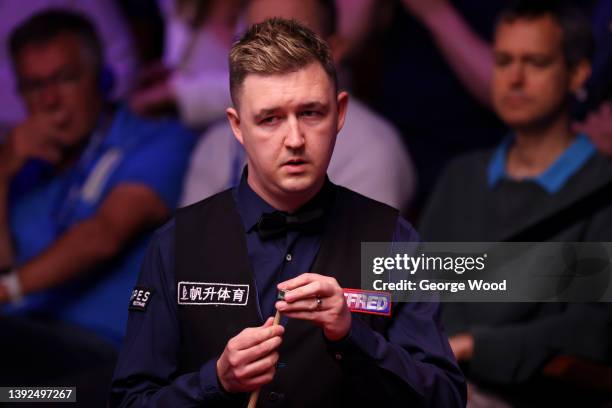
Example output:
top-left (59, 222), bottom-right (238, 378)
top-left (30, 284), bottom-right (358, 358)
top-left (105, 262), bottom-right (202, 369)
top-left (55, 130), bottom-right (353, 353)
top-left (111, 178), bottom-right (466, 406)
top-left (5, 105), bottom-right (195, 344)
top-left (487, 133), bottom-right (596, 194)
top-left (233, 172), bottom-right (343, 322)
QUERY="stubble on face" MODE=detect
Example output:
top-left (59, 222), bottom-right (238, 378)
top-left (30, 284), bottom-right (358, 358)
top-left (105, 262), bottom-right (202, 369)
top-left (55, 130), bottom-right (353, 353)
top-left (231, 62), bottom-right (344, 212)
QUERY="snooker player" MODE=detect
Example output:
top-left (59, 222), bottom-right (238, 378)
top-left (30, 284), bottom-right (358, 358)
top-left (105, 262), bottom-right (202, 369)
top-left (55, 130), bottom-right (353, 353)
top-left (111, 18), bottom-right (465, 407)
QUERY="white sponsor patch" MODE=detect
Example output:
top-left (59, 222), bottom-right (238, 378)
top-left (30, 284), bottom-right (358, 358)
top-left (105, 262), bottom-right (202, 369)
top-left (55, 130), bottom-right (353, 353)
top-left (177, 282), bottom-right (250, 306)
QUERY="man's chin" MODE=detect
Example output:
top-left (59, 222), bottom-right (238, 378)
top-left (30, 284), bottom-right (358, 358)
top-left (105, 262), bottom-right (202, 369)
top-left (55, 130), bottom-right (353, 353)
top-left (57, 129), bottom-right (89, 148)
top-left (498, 107), bottom-right (561, 131)
top-left (278, 174), bottom-right (322, 194)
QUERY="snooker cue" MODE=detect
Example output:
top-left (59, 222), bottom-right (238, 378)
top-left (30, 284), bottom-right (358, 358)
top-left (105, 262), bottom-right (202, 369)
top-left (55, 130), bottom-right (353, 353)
top-left (247, 309), bottom-right (282, 408)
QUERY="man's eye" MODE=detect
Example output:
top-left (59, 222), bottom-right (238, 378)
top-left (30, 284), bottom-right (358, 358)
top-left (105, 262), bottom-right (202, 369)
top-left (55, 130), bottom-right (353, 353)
top-left (18, 80), bottom-right (43, 94)
top-left (301, 110), bottom-right (320, 118)
top-left (260, 116), bottom-right (279, 125)
top-left (530, 58), bottom-right (551, 68)
top-left (56, 71), bottom-right (80, 83)
top-left (494, 56), bottom-right (511, 67)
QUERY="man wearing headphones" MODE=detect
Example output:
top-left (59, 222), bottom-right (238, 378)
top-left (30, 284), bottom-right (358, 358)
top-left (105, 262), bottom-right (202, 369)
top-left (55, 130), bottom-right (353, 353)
top-left (0, 9), bottom-right (194, 395)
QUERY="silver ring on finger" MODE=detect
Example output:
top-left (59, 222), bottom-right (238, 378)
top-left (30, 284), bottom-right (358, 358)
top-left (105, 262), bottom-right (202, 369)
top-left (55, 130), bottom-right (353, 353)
top-left (315, 297), bottom-right (322, 310)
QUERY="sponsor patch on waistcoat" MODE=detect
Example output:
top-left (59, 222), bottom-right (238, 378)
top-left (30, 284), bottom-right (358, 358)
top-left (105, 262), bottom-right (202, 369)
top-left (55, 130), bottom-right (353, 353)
top-left (343, 289), bottom-right (392, 316)
top-left (177, 282), bottom-right (250, 306)
top-left (129, 286), bottom-right (155, 311)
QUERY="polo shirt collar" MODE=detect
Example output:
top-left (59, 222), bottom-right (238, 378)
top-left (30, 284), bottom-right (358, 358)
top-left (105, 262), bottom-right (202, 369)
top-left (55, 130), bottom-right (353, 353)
top-left (100, 105), bottom-right (131, 148)
top-left (487, 133), bottom-right (596, 194)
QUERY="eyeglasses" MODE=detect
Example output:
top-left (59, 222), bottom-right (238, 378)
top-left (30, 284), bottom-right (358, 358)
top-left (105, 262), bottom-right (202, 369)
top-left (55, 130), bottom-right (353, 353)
top-left (17, 69), bottom-right (83, 96)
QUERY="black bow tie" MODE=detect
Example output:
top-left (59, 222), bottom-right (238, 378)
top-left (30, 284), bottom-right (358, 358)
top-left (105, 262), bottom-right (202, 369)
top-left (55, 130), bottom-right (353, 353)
top-left (256, 208), bottom-right (325, 240)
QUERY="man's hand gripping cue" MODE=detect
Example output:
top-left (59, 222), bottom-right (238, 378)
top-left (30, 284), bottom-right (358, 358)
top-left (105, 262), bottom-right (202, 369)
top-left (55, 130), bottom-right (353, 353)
top-left (217, 317), bottom-right (285, 393)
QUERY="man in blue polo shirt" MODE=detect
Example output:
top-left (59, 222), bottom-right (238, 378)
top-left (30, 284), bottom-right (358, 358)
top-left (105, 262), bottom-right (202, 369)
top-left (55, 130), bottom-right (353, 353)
top-left (0, 10), bottom-right (194, 395)
top-left (419, 2), bottom-right (612, 406)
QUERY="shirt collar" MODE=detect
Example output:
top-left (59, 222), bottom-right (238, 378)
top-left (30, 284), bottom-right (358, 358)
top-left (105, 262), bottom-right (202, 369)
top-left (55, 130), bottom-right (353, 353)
top-left (235, 168), bottom-right (277, 232)
top-left (487, 133), bottom-right (596, 194)
top-left (100, 105), bottom-right (129, 148)
top-left (234, 167), bottom-right (335, 232)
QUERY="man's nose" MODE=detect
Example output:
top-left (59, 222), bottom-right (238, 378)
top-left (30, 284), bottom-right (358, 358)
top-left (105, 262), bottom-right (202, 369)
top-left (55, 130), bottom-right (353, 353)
top-left (37, 83), bottom-right (62, 111)
top-left (508, 63), bottom-right (526, 87)
top-left (284, 116), bottom-right (305, 149)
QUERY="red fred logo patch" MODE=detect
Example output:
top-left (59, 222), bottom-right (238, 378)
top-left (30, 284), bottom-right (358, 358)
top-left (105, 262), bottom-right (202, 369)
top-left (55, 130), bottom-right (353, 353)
top-left (343, 289), bottom-right (392, 316)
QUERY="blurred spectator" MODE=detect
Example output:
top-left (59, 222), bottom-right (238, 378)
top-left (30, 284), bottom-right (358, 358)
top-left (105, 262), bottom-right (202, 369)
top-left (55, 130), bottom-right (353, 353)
top-left (400, 0), bottom-right (612, 159)
top-left (419, 2), bottom-right (612, 406)
top-left (0, 0), bottom-right (137, 127)
top-left (129, 0), bottom-right (243, 128)
top-left (179, 0), bottom-right (416, 212)
top-left (0, 9), bottom-right (194, 396)
top-left (399, 0), bottom-right (604, 109)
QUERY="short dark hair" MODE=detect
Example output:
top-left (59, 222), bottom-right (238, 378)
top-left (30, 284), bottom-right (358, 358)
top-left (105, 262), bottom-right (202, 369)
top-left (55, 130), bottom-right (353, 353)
top-left (9, 9), bottom-right (103, 72)
top-left (229, 18), bottom-right (337, 106)
top-left (496, 0), bottom-right (594, 68)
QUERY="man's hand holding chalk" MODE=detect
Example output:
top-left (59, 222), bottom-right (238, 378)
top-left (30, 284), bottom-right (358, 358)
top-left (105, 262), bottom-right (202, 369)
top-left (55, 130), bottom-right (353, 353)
top-left (275, 273), bottom-right (352, 341)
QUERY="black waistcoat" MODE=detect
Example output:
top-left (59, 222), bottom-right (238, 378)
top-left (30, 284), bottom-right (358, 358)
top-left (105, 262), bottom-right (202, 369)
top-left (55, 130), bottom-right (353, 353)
top-left (175, 185), bottom-right (398, 407)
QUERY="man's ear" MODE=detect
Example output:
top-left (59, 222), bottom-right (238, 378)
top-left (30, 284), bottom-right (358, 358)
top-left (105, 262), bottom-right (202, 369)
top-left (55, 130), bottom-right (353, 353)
top-left (336, 91), bottom-right (349, 134)
top-left (226, 107), bottom-right (244, 145)
top-left (569, 59), bottom-right (592, 94)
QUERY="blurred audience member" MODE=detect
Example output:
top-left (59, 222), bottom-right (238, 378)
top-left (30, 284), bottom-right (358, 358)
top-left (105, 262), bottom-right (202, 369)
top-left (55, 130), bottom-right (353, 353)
top-left (402, 0), bottom-right (612, 159)
top-left (129, 0), bottom-right (243, 128)
top-left (0, 0), bottom-right (137, 127)
top-left (0, 10), bottom-right (194, 392)
top-left (420, 2), bottom-right (612, 406)
top-left (180, 0), bottom-right (416, 213)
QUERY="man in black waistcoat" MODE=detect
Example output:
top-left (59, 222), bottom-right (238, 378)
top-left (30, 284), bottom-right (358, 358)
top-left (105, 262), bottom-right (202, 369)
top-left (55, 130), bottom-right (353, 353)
top-left (111, 17), bottom-right (466, 407)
